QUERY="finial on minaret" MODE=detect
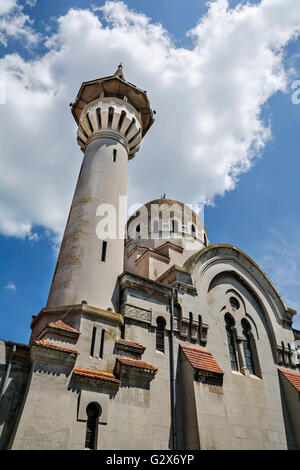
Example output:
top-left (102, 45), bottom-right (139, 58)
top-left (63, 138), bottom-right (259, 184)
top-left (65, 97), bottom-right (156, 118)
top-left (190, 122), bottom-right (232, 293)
top-left (114, 63), bottom-right (124, 80)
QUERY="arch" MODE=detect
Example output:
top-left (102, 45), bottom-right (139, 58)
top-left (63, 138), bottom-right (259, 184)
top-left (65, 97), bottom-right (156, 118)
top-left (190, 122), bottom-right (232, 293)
top-left (184, 244), bottom-right (293, 360)
top-left (85, 402), bottom-right (101, 450)
top-left (156, 316), bottom-right (166, 353)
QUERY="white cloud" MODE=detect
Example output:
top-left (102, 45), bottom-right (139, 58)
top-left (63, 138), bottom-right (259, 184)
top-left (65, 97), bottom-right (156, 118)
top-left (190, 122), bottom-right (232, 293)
top-left (1, 0), bottom-right (300, 242)
top-left (5, 282), bottom-right (16, 291)
top-left (0, 0), bottom-right (40, 47)
top-left (0, 0), bottom-right (18, 16)
top-left (25, 0), bottom-right (37, 7)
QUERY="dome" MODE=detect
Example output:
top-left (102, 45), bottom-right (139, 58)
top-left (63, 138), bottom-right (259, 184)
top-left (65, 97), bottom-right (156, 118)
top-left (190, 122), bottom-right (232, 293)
top-left (124, 199), bottom-right (208, 281)
top-left (126, 198), bottom-right (208, 246)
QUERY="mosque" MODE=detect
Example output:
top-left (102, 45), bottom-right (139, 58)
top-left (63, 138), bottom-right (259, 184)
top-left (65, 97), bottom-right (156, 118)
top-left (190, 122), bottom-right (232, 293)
top-left (0, 67), bottom-right (299, 450)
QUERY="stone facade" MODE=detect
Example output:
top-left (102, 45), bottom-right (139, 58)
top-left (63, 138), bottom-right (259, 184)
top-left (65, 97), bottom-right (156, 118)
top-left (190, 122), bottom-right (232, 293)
top-left (0, 68), bottom-right (299, 450)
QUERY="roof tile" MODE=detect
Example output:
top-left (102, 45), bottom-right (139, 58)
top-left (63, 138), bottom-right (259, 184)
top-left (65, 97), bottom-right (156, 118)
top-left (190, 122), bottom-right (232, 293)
top-left (117, 356), bottom-right (157, 371)
top-left (47, 320), bottom-right (80, 335)
top-left (73, 368), bottom-right (120, 384)
top-left (33, 340), bottom-right (78, 355)
top-left (180, 344), bottom-right (223, 375)
top-left (116, 338), bottom-right (145, 351)
top-left (279, 368), bottom-right (300, 392)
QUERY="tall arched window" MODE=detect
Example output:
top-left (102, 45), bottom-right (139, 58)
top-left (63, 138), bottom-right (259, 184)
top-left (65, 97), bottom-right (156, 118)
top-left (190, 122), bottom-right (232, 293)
top-left (85, 403), bottom-right (100, 450)
top-left (156, 317), bottom-right (166, 353)
top-left (152, 219), bottom-right (159, 237)
top-left (225, 314), bottom-right (238, 371)
top-left (241, 319), bottom-right (255, 375)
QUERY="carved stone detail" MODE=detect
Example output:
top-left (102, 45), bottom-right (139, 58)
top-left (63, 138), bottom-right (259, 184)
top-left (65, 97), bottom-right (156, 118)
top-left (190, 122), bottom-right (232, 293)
top-left (121, 303), bottom-right (152, 324)
top-left (200, 323), bottom-right (209, 346)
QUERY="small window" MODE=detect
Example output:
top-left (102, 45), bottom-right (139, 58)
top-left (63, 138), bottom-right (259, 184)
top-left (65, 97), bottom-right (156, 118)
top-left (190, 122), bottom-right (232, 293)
top-left (101, 241), bottom-right (107, 262)
top-left (191, 224), bottom-right (196, 239)
top-left (198, 314), bottom-right (202, 344)
top-left (230, 297), bottom-right (240, 310)
top-left (189, 312), bottom-right (193, 341)
top-left (85, 403), bottom-right (100, 450)
top-left (90, 327), bottom-right (96, 357)
top-left (204, 233), bottom-right (207, 246)
top-left (171, 219), bottom-right (178, 234)
top-left (136, 224), bottom-right (140, 238)
top-left (156, 317), bottom-right (166, 353)
top-left (99, 329), bottom-right (105, 359)
top-left (113, 149), bottom-right (117, 162)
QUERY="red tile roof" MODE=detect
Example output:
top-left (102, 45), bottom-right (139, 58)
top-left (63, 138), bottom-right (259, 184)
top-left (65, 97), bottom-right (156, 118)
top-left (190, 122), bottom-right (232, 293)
top-left (180, 344), bottom-right (223, 374)
top-left (117, 356), bottom-right (157, 371)
top-left (73, 368), bottom-right (120, 384)
top-left (33, 340), bottom-right (78, 355)
top-left (279, 368), bottom-right (300, 392)
top-left (47, 320), bottom-right (80, 335)
top-left (116, 338), bottom-right (145, 351)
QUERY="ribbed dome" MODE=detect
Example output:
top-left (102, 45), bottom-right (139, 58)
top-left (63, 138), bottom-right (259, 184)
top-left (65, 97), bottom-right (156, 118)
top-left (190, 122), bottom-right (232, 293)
top-left (126, 198), bottom-right (208, 246)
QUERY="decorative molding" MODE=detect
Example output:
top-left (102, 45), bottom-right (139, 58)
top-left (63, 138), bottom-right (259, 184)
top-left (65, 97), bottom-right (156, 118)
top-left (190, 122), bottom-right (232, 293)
top-left (120, 303), bottom-right (152, 324)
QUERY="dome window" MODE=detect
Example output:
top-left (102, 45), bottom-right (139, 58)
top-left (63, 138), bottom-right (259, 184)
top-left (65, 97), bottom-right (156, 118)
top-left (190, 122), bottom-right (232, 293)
top-left (229, 297), bottom-right (240, 310)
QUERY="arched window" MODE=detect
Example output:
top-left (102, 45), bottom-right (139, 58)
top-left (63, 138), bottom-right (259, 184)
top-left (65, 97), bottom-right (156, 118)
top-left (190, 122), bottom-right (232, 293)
top-left (136, 223), bottom-right (141, 238)
top-left (191, 224), bottom-right (196, 239)
top-left (225, 314), bottom-right (238, 371)
top-left (156, 317), bottom-right (166, 353)
top-left (241, 319), bottom-right (255, 375)
top-left (152, 219), bottom-right (159, 237)
top-left (85, 403), bottom-right (100, 450)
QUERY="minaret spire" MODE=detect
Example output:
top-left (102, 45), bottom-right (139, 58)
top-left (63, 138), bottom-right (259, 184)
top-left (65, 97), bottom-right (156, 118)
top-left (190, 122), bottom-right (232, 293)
top-left (114, 63), bottom-right (124, 80)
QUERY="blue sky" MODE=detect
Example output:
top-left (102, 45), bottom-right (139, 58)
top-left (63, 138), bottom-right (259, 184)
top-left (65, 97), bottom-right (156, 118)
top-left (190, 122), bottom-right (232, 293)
top-left (1, 0), bottom-right (300, 344)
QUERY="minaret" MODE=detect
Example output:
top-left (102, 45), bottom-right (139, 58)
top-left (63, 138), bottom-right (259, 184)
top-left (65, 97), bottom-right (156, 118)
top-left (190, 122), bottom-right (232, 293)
top-left (46, 66), bottom-right (154, 312)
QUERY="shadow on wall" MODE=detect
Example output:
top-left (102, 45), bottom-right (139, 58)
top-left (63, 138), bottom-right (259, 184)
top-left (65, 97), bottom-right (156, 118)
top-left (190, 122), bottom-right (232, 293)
top-left (0, 362), bottom-right (30, 450)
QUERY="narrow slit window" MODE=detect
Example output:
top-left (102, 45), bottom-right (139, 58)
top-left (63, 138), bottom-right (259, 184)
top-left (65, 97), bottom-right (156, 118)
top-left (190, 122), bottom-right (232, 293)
top-left (90, 327), bottom-right (96, 357)
top-left (156, 317), bottom-right (166, 353)
top-left (99, 329), bottom-right (105, 359)
top-left (189, 312), bottom-right (193, 341)
top-left (101, 241), bottom-right (107, 262)
top-left (113, 149), bottom-right (117, 162)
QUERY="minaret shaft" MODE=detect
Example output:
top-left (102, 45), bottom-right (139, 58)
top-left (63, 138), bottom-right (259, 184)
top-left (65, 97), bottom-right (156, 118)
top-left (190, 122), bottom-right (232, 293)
top-left (47, 137), bottom-right (128, 311)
